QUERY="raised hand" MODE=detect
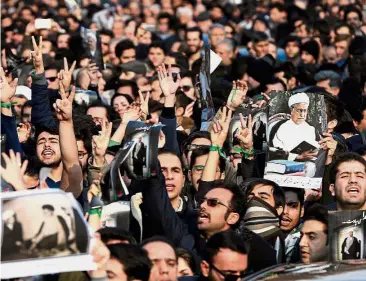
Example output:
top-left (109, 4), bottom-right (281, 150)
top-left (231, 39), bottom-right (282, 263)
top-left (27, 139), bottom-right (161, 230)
top-left (30, 36), bottom-right (44, 73)
top-left (58, 57), bottom-right (76, 91)
top-left (227, 80), bottom-right (248, 110)
top-left (0, 150), bottom-right (28, 190)
top-left (157, 64), bottom-right (181, 97)
top-left (122, 102), bottom-right (142, 125)
top-left (210, 106), bottom-right (233, 147)
top-left (92, 121), bottom-right (113, 161)
top-left (235, 113), bottom-right (253, 150)
top-left (138, 89), bottom-right (150, 120)
top-left (183, 101), bottom-right (195, 118)
top-left (53, 81), bottom-right (75, 122)
top-left (86, 61), bottom-right (99, 86)
top-left (319, 132), bottom-right (337, 164)
top-left (0, 66), bottom-right (18, 103)
top-left (89, 233), bottom-right (110, 276)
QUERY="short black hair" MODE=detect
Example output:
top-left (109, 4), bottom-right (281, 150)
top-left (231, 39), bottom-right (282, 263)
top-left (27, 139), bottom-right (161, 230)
top-left (108, 244), bottom-right (151, 281)
top-left (97, 227), bottom-right (137, 245)
top-left (73, 113), bottom-right (98, 155)
top-left (99, 29), bottom-right (114, 38)
top-left (275, 61), bottom-right (298, 80)
top-left (176, 248), bottom-right (196, 274)
top-left (344, 7), bottom-right (363, 22)
top-left (329, 153), bottom-right (366, 184)
top-left (282, 187), bottom-right (305, 207)
top-left (190, 147), bottom-right (225, 173)
top-left (42, 204), bottom-right (55, 212)
top-left (116, 79), bottom-right (138, 98)
top-left (86, 101), bottom-right (112, 122)
top-left (242, 178), bottom-right (285, 209)
top-left (185, 27), bottom-right (203, 41)
top-left (203, 230), bottom-right (248, 265)
top-left (252, 32), bottom-right (269, 44)
top-left (141, 235), bottom-right (177, 260)
top-left (158, 149), bottom-right (184, 170)
top-left (265, 77), bottom-right (287, 91)
top-left (115, 39), bottom-right (135, 59)
top-left (303, 203), bottom-right (328, 234)
top-left (148, 41), bottom-right (166, 54)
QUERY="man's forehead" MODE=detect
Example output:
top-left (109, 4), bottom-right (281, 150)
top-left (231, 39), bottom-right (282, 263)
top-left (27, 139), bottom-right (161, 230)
top-left (87, 106), bottom-right (107, 117)
top-left (38, 131), bottom-right (59, 140)
top-left (192, 137), bottom-right (211, 145)
top-left (143, 241), bottom-right (176, 259)
top-left (302, 219), bottom-right (326, 232)
top-left (207, 187), bottom-right (232, 200)
top-left (158, 154), bottom-right (182, 168)
top-left (253, 184), bottom-right (274, 193)
top-left (337, 161), bottom-right (366, 174)
top-left (285, 191), bottom-right (300, 203)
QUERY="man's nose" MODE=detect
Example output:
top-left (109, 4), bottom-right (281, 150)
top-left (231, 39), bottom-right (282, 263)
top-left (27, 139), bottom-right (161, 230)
top-left (299, 236), bottom-right (308, 248)
top-left (159, 262), bottom-right (169, 274)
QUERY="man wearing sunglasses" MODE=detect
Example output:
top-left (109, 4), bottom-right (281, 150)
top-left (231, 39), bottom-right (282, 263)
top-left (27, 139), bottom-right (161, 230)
top-left (200, 231), bottom-right (248, 281)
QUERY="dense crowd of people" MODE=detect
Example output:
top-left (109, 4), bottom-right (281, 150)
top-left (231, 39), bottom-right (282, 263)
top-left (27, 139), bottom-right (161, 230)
top-left (1, 0), bottom-right (366, 280)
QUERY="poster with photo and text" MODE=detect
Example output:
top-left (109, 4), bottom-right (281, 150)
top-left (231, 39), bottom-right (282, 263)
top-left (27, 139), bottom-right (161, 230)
top-left (264, 91), bottom-right (327, 189)
top-left (1, 190), bottom-right (96, 279)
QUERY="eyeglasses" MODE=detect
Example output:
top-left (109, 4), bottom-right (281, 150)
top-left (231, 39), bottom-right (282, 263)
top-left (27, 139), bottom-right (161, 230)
top-left (78, 152), bottom-right (88, 159)
top-left (210, 263), bottom-right (246, 281)
top-left (186, 144), bottom-right (210, 152)
top-left (181, 85), bottom-right (193, 92)
top-left (46, 76), bottom-right (57, 82)
top-left (199, 198), bottom-right (233, 211)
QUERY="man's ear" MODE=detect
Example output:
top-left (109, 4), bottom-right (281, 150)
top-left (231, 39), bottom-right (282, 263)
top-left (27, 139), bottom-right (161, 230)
top-left (227, 212), bottom-right (240, 226)
top-left (328, 119), bottom-right (338, 131)
top-left (200, 40), bottom-right (204, 48)
top-left (353, 120), bottom-right (359, 130)
top-left (201, 260), bottom-right (210, 277)
top-left (300, 205), bottom-right (304, 218)
top-left (329, 184), bottom-right (335, 196)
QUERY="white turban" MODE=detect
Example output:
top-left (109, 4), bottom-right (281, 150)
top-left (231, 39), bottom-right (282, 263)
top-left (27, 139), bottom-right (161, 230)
top-left (3, 210), bottom-right (15, 221)
top-left (288, 92), bottom-right (309, 108)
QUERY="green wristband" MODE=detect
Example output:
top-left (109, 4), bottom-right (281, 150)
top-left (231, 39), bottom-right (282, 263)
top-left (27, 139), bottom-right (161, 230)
top-left (89, 207), bottom-right (102, 218)
top-left (1, 102), bottom-right (17, 108)
top-left (108, 140), bottom-right (121, 147)
top-left (233, 147), bottom-right (255, 159)
top-left (209, 145), bottom-right (227, 159)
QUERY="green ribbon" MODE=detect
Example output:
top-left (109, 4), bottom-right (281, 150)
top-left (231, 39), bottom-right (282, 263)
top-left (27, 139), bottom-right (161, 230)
top-left (1, 101), bottom-right (17, 108)
top-left (108, 140), bottom-right (121, 148)
top-left (209, 145), bottom-right (227, 159)
top-left (89, 207), bottom-right (102, 218)
top-left (233, 147), bottom-right (255, 159)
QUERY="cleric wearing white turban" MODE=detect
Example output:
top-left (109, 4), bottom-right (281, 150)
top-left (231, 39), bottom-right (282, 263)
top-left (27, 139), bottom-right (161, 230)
top-left (272, 93), bottom-right (319, 161)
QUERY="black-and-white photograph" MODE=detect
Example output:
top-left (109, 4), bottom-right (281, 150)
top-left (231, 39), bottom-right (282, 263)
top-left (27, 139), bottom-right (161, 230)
top-left (1, 190), bottom-right (95, 279)
top-left (329, 211), bottom-right (366, 262)
top-left (264, 91), bottom-right (327, 189)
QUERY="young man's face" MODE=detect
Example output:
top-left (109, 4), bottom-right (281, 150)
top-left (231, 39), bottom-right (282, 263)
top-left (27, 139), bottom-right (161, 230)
top-left (190, 154), bottom-right (221, 191)
top-left (330, 161), bottom-right (366, 210)
top-left (36, 131), bottom-right (62, 167)
top-left (300, 220), bottom-right (328, 264)
top-left (285, 41), bottom-right (300, 59)
top-left (354, 110), bottom-right (366, 133)
top-left (57, 34), bottom-right (70, 49)
top-left (143, 241), bottom-right (178, 281)
top-left (254, 40), bottom-right (269, 58)
top-left (197, 188), bottom-right (236, 236)
top-left (280, 191), bottom-right (303, 232)
top-left (158, 153), bottom-right (185, 202)
top-left (186, 31), bottom-right (202, 54)
top-left (76, 140), bottom-right (89, 171)
top-left (120, 48), bottom-right (136, 64)
top-left (87, 106), bottom-right (109, 127)
top-left (209, 27), bottom-right (225, 48)
top-left (148, 47), bottom-right (165, 67)
top-left (100, 34), bottom-right (111, 55)
top-left (248, 184), bottom-right (275, 208)
top-left (301, 51), bottom-right (316, 65)
top-left (201, 248), bottom-right (248, 281)
top-left (335, 40), bottom-right (349, 61)
top-left (106, 258), bottom-right (129, 281)
top-left (12, 96), bottom-right (27, 118)
top-left (45, 69), bottom-right (59, 90)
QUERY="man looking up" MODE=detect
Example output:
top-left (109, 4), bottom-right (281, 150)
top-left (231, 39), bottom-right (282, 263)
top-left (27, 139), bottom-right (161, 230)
top-left (329, 153), bottom-right (366, 211)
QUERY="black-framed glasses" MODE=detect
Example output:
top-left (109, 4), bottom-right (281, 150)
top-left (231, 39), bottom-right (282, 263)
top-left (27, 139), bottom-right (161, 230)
top-left (199, 198), bottom-right (233, 211)
top-left (210, 263), bottom-right (246, 281)
top-left (46, 76), bottom-right (57, 82)
top-left (181, 85), bottom-right (193, 92)
top-left (78, 152), bottom-right (88, 159)
top-left (186, 144), bottom-right (210, 152)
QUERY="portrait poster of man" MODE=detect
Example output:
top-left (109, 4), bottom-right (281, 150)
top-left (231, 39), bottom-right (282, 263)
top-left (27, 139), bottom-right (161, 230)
top-left (264, 91), bottom-right (327, 189)
top-left (1, 189), bottom-right (95, 279)
top-left (329, 210), bottom-right (366, 262)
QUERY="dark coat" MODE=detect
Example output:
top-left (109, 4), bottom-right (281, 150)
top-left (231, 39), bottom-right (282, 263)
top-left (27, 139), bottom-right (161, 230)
top-left (342, 236), bottom-right (360, 260)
